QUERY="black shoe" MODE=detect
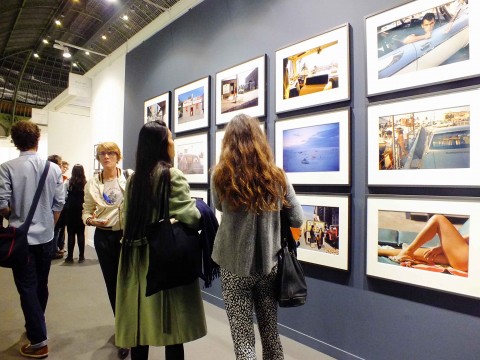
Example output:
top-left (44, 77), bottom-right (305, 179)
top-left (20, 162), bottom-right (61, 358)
top-left (118, 347), bottom-right (129, 359)
top-left (64, 258), bottom-right (74, 264)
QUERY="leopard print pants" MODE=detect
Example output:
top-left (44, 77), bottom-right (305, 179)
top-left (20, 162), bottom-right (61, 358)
top-left (220, 266), bottom-right (284, 360)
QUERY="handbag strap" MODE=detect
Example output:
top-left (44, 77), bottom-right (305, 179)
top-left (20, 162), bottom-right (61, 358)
top-left (154, 168), bottom-right (171, 222)
top-left (23, 161), bottom-right (51, 232)
top-left (280, 208), bottom-right (298, 255)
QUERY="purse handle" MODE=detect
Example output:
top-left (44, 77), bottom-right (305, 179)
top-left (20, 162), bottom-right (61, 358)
top-left (156, 168), bottom-right (171, 222)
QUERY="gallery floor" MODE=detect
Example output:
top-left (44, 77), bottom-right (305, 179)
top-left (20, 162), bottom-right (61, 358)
top-left (0, 245), bottom-right (333, 359)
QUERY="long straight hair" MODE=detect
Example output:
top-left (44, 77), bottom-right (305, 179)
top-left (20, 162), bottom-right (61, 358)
top-left (123, 120), bottom-right (172, 242)
top-left (68, 164), bottom-right (86, 191)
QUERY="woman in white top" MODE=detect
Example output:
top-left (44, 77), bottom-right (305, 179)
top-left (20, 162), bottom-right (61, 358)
top-left (82, 142), bottom-right (131, 360)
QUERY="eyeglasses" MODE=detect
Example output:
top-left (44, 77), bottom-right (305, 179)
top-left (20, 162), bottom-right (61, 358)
top-left (98, 151), bottom-right (117, 157)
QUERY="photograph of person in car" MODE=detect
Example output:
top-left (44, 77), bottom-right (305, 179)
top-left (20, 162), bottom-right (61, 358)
top-left (377, 0), bottom-right (469, 79)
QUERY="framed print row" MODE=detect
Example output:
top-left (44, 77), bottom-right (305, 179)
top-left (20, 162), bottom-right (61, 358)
top-left (366, 0), bottom-right (480, 96)
top-left (367, 195), bottom-right (480, 298)
top-left (368, 87), bottom-right (480, 187)
top-left (144, 22), bottom-right (351, 130)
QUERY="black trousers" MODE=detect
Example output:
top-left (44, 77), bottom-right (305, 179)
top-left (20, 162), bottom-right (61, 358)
top-left (93, 228), bottom-right (122, 314)
top-left (131, 344), bottom-right (184, 360)
top-left (66, 224), bottom-right (85, 259)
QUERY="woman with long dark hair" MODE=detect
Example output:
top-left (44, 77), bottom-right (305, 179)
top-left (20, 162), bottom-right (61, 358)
top-left (115, 121), bottom-right (206, 360)
top-left (212, 114), bottom-right (303, 359)
top-left (64, 164), bottom-right (87, 263)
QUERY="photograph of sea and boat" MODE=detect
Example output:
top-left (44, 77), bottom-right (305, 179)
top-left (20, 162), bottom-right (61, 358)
top-left (282, 122), bottom-right (340, 173)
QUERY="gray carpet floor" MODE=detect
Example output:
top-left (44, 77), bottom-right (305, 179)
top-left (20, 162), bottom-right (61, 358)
top-left (0, 245), bottom-right (332, 359)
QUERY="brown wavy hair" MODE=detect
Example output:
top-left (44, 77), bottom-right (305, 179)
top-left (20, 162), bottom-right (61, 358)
top-left (10, 120), bottom-right (40, 151)
top-left (213, 114), bottom-right (287, 212)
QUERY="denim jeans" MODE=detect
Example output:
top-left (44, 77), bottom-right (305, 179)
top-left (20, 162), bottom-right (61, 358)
top-left (12, 240), bottom-right (53, 347)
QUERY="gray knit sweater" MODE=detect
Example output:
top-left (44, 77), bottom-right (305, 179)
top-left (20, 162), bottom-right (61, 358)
top-left (211, 176), bottom-right (304, 276)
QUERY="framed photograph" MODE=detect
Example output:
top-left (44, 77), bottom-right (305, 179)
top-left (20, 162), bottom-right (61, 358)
top-left (368, 88), bottom-right (480, 186)
top-left (189, 189), bottom-right (209, 204)
top-left (173, 76), bottom-right (210, 133)
top-left (216, 55), bottom-right (266, 125)
top-left (275, 109), bottom-right (350, 185)
top-left (367, 196), bottom-right (480, 298)
top-left (275, 23), bottom-right (350, 113)
top-left (173, 133), bottom-right (209, 184)
top-left (296, 194), bottom-right (349, 270)
top-left (144, 92), bottom-right (170, 125)
top-left (366, 0), bottom-right (480, 96)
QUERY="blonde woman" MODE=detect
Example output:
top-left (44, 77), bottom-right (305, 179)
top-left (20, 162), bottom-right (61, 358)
top-left (82, 142), bottom-right (131, 359)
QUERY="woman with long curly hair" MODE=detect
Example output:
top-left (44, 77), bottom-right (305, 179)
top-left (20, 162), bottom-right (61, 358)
top-left (115, 121), bottom-right (206, 360)
top-left (212, 114), bottom-right (303, 359)
top-left (64, 164), bottom-right (87, 263)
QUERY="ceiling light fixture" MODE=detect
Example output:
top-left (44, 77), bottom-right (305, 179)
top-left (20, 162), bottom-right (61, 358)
top-left (55, 19), bottom-right (61, 26)
top-left (122, 14), bottom-right (129, 21)
top-left (43, 39), bottom-right (49, 44)
top-left (63, 47), bottom-right (71, 58)
top-left (101, 34), bottom-right (107, 40)
top-left (33, 53), bottom-right (39, 58)
top-left (54, 40), bottom-right (107, 57)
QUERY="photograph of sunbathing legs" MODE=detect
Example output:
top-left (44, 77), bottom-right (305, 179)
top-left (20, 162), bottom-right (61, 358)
top-left (377, 213), bottom-right (469, 276)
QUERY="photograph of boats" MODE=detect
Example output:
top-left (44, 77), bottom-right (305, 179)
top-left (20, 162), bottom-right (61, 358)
top-left (282, 123), bottom-right (339, 173)
top-left (275, 109), bottom-right (350, 185)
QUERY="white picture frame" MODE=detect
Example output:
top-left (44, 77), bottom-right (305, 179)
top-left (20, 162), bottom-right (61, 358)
top-left (189, 189), bottom-right (209, 204)
top-left (275, 23), bottom-right (350, 113)
top-left (216, 55), bottom-right (266, 125)
top-left (144, 92), bottom-right (170, 125)
top-left (173, 133), bottom-right (209, 184)
top-left (173, 76), bottom-right (210, 133)
top-left (275, 109), bottom-right (350, 185)
top-left (368, 88), bottom-right (480, 186)
top-left (367, 196), bottom-right (480, 298)
top-left (365, 0), bottom-right (480, 96)
top-left (296, 194), bottom-right (350, 270)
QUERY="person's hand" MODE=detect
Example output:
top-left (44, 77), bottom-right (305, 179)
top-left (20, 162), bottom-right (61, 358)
top-left (92, 217), bottom-right (108, 226)
top-left (423, 246), bottom-right (443, 262)
top-left (87, 214), bottom-right (108, 227)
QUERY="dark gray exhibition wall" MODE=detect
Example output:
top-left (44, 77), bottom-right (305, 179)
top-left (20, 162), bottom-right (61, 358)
top-left (123, 0), bottom-right (480, 359)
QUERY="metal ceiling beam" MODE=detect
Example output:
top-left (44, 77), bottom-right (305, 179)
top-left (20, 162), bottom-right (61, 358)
top-left (1, 0), bottom-right (28, 56)
top-left (11, 49), bottom-right (32, 120)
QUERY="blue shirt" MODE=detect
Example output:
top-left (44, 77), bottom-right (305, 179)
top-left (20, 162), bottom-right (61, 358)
top-left (0, 151), bottom-right (65, 245)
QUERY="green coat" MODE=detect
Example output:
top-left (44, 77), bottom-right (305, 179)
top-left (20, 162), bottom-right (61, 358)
top-left (115, 167), bottom-right (206, 348)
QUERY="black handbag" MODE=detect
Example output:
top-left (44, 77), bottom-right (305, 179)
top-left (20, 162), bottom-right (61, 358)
top-left (0, 161), bottom-right (50, 268)
top-left (276, 209), bottom-right (307, 307)
top-left (145, 168), bottom-right (202, 296)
